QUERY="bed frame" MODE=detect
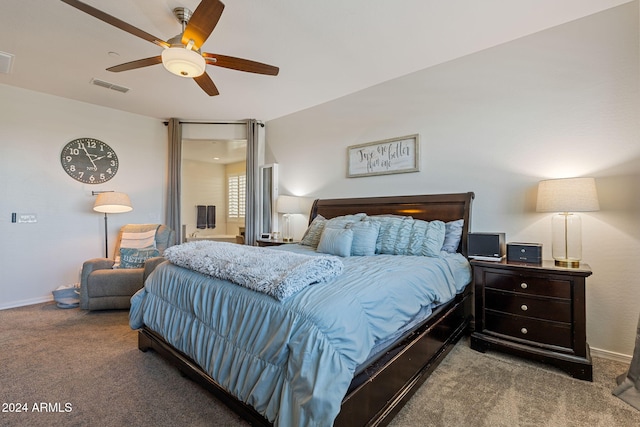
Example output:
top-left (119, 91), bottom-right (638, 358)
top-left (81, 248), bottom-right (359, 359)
top-left (138, 192), bottom-right (475, 426)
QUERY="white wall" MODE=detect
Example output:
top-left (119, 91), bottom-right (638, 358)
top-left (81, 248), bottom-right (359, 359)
top-left (0, 84), bottom-right (166, 309)
top-left (266, 3), bottom-right (640, 356)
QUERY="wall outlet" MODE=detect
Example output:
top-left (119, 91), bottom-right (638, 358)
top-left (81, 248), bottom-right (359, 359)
top-left (18, 213), bottom-right (37, 223)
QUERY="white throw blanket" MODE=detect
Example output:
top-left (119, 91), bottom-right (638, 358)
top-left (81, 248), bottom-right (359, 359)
top-left (163, 241), bottom-right (344, 301)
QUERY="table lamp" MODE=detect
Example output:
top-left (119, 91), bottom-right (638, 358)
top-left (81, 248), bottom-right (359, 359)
top-left (277, 195), bottom-right (302, 242)
top-left (536, 177), bottom-right (599, 267)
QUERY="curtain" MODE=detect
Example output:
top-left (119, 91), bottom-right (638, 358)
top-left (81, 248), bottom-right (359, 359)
top-left (245, 119), bottom-right (262, 246)
top-left (167, 118), bottom-right (182, 244)
top-left (613, 312), bottom-right (640, 410)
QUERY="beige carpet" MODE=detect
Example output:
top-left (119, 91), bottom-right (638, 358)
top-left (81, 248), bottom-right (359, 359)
top-left (1, 302), bottom-right (639, 427)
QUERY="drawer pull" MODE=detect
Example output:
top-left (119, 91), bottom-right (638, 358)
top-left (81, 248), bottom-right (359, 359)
top-left (521, 304), bottom-right (528, 311)
top-left (520, 282), bottom-right (528, 289)
top-left (521, 328), bottom-right (528, 334)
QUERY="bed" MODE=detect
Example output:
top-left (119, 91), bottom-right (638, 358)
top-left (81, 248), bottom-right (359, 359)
top-left (130, 192), bottom-right (474, 426)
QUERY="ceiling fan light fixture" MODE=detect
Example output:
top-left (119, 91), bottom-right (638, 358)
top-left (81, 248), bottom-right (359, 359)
top-left (161, 47), bottom-right (206, 77)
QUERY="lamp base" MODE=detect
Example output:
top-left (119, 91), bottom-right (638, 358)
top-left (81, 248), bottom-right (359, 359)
top-left (555, 259), bottom-right (581, 268)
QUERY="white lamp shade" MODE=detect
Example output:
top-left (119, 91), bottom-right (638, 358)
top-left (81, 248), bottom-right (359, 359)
top-left (161, 47), bottom-right (206, 78)
top-left (536, 177), bottom-right (600, 213)
top-left (93, 192), bottom-right (133, 214)
top-left (277, 195), bottom-right (303, 214)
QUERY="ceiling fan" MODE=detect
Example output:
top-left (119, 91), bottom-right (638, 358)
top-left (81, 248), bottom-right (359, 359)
top-left (60, 0), bottom-right (279, 96)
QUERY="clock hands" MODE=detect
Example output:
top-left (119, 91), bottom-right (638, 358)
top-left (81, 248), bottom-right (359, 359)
top-left (81, 144), bottom-right (98, 169)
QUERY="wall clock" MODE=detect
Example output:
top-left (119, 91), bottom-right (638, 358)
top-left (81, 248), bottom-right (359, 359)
top-left (60, 137), bottom-right (119, 184)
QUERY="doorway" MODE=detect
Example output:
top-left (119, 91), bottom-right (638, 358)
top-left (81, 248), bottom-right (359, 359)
top-left (181, 123), bottom-right (247, 243)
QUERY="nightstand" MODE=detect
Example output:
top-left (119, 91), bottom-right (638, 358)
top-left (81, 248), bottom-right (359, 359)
top-left (470, 259), bottom-right (593, 381)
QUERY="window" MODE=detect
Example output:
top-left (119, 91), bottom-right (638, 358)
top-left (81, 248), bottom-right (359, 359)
top-left (228, 173), bottom-right (246, 219)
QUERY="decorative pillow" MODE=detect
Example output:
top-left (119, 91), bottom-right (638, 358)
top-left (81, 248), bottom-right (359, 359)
top-left (120, 229), bottom-right (158, 249)
top-left (114, 227), bottom-right (159, 267)
top-left (325, 213), bottom-right (366, 227)
top-left (348, 220), bottom-right (380, 256)
top-left (368, 215), bottom-right (414, 254)
top-left (442, 219), bottom-right (464, 253)
top-left (300, 215), bottom-right (326, 248)
top-left (317, 227), bottom-right (354, 257)
top-left (302, 213), bottom-right (366, 248)
top-left (368, 215), bottom-right (445, 257)
top-left (418, 220), bottom-right (446, 257)
top-left (407, 220), bottom-right (428, 256)
top-left (118, 247), bottom-right (160, 269)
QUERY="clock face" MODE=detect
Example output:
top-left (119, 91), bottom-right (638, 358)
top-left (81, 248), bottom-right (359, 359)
top-left (60, 138), bottom-right (119, 184)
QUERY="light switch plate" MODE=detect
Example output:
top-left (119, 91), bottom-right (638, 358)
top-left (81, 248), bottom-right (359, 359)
top-left (18, 213), bottom-right (37, 223)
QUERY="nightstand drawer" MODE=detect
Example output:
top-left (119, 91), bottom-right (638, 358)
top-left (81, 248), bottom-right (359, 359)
top-left (485, 310), bottom-right (572, 348)
top-left (485, 289), bottom-right (571, 323)
top-left (485, 271), bottom-right (571, 299)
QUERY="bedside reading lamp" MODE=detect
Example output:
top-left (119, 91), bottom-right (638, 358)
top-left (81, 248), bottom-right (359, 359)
top-left (277, 195), bottom-right (302, 242)
top-left (93, 191), bottom-right (133, 258)
top-left (536, 177), bottom-right (599, 267)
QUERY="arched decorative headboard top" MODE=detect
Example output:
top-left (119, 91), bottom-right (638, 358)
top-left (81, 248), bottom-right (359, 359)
top-left (309, 192), bottom-right (474, 257)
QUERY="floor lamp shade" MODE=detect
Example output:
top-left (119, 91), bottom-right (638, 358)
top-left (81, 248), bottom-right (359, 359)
top-left (277, 196), bottom-right (303, 242)
top-left (536, 178), bottom-right (599, 267)
top-left (93, 192), bottom-right (133, 258)
top-left (93, 192), bottom-right (133, 214)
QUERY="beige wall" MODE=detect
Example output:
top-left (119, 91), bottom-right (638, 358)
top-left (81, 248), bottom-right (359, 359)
top-left (265, 3), bottom-right (640, 357)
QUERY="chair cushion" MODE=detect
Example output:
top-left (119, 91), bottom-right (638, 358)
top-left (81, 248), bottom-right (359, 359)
top-left (87, 268), bottom-right (144, 297)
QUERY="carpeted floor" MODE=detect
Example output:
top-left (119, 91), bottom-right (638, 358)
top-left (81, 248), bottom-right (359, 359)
top-left (1, 302), bottom-right (639, 427)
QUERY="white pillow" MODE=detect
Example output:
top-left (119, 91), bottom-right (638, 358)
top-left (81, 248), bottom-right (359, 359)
top-left (120, 229), bottom-right (157, 249)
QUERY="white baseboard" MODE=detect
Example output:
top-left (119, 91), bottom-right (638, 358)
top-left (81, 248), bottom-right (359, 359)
top-left (590, 346), bottom-right (632, 364)
top-left (0, 295), bottom-right (53, 311)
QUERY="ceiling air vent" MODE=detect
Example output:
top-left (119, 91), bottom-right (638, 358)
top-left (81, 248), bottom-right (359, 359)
top-left (90, 78), bottom-right (130, 93)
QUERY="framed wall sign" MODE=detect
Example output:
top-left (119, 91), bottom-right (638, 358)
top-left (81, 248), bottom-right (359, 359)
top-left (347, 134), bottom-right (419, 178)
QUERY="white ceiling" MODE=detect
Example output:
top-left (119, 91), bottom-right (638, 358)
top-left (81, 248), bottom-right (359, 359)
top-left (0, 0), bottom-right (632, 122)
top-left (182, 138), bottom-right (246, 164)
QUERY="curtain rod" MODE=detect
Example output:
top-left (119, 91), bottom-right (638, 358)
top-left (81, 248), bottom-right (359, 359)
top-left (163, 120), bottom-right (264, 127)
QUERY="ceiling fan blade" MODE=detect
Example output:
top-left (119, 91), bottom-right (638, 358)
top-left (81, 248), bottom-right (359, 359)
top-left (60, 0), bottom-right (168, 48)
top-left (182, 0), bottom-right (225, 49)
top-left (194, 72), bottom-right (220, 96)
top-left (107, 56), bottom-right (163, 72)
top-left (203, 53), bottom-right (279, 76)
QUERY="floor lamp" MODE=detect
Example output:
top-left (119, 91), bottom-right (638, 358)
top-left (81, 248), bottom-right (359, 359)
top-left (93, 191), bottom-right (133, 258)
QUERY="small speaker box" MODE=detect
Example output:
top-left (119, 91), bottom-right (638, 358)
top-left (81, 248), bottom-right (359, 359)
top-left (468, 233), bottom-right (505, 260)
top-left (507, 242), bottom-right (542, 264)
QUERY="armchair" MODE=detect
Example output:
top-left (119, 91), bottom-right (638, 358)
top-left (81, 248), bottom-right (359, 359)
top-left (80, 224), bottom-right (175, 310)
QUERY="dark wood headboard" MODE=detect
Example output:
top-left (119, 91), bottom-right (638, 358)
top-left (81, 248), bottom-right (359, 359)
top-left (309, 192), bottom-right (475, 257)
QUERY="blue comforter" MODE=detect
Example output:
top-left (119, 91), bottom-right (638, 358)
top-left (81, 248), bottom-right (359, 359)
top-left (129, 245), bottom-right (470, 426)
